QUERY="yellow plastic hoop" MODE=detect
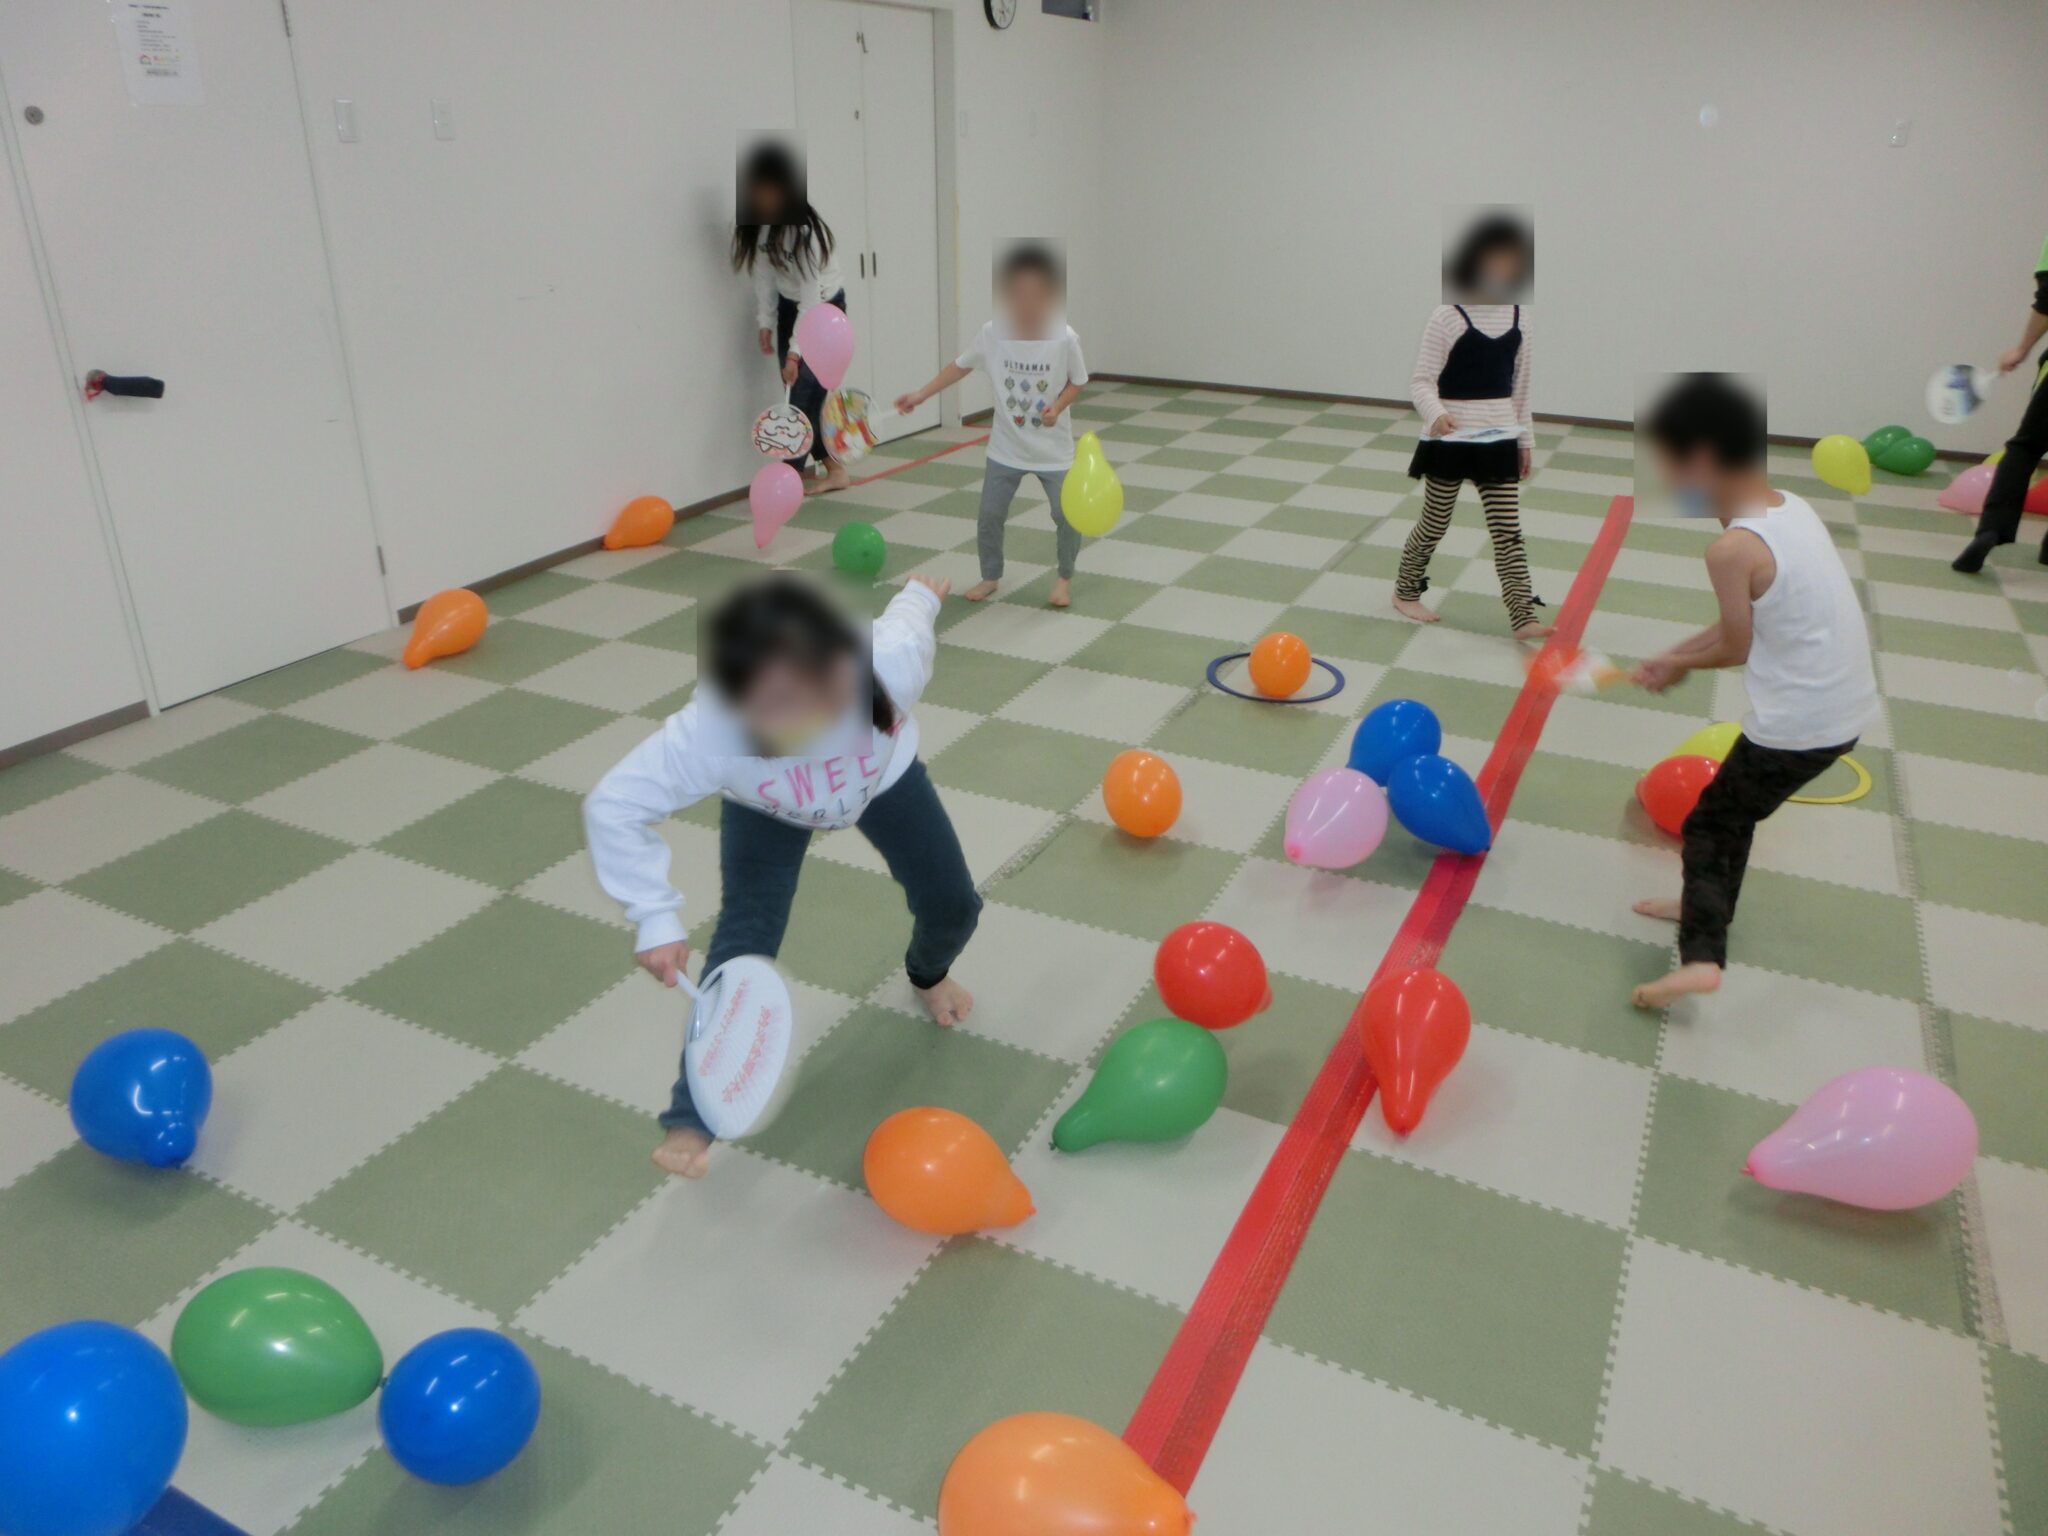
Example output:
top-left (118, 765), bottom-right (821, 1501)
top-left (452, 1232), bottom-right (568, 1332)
top-left (1788, 755), bottom-right (1873, 806)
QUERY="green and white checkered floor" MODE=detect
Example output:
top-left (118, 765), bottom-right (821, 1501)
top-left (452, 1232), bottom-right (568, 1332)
top-left (3, 382), bottom-right (2046, 1535)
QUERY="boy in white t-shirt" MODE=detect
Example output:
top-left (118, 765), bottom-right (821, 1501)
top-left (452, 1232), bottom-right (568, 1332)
top-left (895, 242), bottom-right (1089, 608)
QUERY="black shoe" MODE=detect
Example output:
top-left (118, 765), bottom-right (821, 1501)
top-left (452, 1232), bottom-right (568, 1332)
top-left (1951, 534), bottom-right (2006, 574)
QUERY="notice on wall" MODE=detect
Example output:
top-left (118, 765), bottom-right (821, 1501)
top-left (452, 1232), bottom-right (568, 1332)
top-left (111, 0), bottom-right (204, 107)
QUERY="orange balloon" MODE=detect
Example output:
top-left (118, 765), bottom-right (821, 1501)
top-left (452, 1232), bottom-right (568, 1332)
top-left (863, 1107), bottom-right (1033, 1236)
top-left (1360, 966), bottom-right (1470, 1136)
top-left (939, 1413), bottom-right (1192, 1536)
top-left (1248, 632), bottom-right (1312, 698)
top-left (402, 589), bottom-right (487, 669)
top-left (1637, 754), bottom-right (1719, 837)
top-left (1102, 750), bottom-right (1182, 838)
top-left (605, 494), bottom-right (675, 550)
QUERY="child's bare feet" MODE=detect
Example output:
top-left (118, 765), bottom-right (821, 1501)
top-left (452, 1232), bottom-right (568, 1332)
top-left (804, 462), bottom-right (852, 497)
top-left (1632, 897), bottom-right (1681, 922)
top-left (1048, 578), bottom-right (1072, 609)
top-left (651, 1127), bottom-right (712, 1179)
top-left (915, 976), bottom-right (975, 1027)
top-left (963, 580), bottom-right (999, 602)
top-left (1632, 961), bottom-right (1721, 1009)
top-left (1392, 597), bottom-right (1440, 624)
top-left (1514, 620), bottom-right (1556, 641)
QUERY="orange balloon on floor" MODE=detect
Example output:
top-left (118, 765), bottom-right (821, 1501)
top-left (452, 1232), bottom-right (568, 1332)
top-left (863, 1107), bottom-right (1033, 1236)
top-left (605, 494), bottom-right (675, 550)
top-left (1102, 750), bottom-right (1182, 838)
top-left (939, 1413), bottom-right (1193, 1536)
top-left (1637, 754), bottom-right (1719, 837)
top-left (402, 589), bottom-right (487, 669)
top-left (1248, 632), bottom-right (1312, 698)
top-left (1360, 966), bottom-right (1470, 1136)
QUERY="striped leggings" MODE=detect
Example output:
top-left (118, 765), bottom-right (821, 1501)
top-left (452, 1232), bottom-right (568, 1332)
top-left (1395, 476), bottom-right (1540, 630)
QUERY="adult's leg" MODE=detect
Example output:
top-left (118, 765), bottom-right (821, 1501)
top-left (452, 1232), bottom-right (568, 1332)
top-left (1034, 468), bottom-right (1079, 579)
top-left (1956, 355), bottom-right (2048, 571)
top-left (1476, 480), bottom-right (1541, 631)
top-left (854, 760), bottom-right (982, 991)
top-left (976, 462), bottom-right (1028, 583)
top-left (660, 801), bottom-right (813, 1134)
top-left (1396, 476), bottom-right (1461, 601)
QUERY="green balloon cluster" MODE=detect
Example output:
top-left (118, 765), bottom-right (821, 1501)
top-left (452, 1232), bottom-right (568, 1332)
top-left (1861, 424), bottom-right (1910, 458)
top-left (832, 521), bottom-right (887, 579)
top-left (1874, 434), bottom-right (1937, 476)
top-left (171, 1267), bottom-right (383, 1427)
top-left (1053, 1019), bottom-right (1228, 1152)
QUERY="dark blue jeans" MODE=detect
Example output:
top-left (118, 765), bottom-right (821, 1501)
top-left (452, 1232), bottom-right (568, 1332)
top-left (661, 759), bottom-right (981, 1134)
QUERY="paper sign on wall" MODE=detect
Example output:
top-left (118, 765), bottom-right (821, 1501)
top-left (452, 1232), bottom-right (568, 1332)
top-left (111, 0), bottom-right (204, 107)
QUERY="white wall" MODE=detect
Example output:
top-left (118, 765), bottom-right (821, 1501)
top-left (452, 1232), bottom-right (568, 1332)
top-left (0, 133), bottom-right (145, 751)
top-left (1090, 0), bottom-right (2048, 449)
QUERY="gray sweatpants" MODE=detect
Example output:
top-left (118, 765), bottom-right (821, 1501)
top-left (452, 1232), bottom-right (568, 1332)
top-left (978, 460), bottom-right (1078, 581)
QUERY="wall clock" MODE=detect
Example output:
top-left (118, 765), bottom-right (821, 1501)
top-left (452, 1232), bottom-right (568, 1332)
top-left (985, 0), bottom-right (1017, 29)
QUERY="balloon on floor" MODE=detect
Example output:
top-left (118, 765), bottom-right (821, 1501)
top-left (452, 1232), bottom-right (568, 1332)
top-left (1247, 631), bottom-right (1311, 698)
top-left (1348, 698), bottom-right (1442, 785)
top-left (1060, 431), bottom-right (1125, 537)
top-left (69, 1028), bottom-right (211, 1168)
top-left (402, 589), bottom-right (487, 669)
top-left (938, 1412), bottom-right (1193, 1536)
top-left (1637, 754), bottom-right (1718, 837)
top-left (1667, 721), bottom-right (1741, 764)
top-left (1360, 967), bottom-right (1470, 1136)
top-left (1810, 435), bottom-right (1871, 496)
top-left (1872, 433), bottom-right (1937, 476)
top-left (604, 495), bottom-right (674, 550)
top-left (1102, 749), bottom-right (1182, 838)
top-left (750, 462), bottom-right (804, 548)
top-left (0, 1321), bottom-right (187, 1536)
top-left (1937, 461), bottom-right (1995, 515)
top-left (172, 1267), bottom-right (382, 1427)
top-left (379, 1329), bottom-right (541, 1487)
top-left (864, 1107), bottom-right (1033, 1235)
top-left (1284, 767), bottom-right (1387, 869)
top-left (1053, 1019), bottom-right (1228, 1152)
top-left (832, 520), bottom-right (887, 579)
top-left (1154, 921), bottom-right (1270, 1030)
top-left (1860, 424), bottom-right (1910, 459)
top-left (1386, 753), bottom-right (1491, 854)
top-left (1746, 1068), bottom-right (1977, 1210)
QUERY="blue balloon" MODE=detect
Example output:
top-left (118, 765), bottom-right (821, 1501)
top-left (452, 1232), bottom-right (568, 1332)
top-left (380, 1330), bottom-right (541, 1486)
top-left (69, 1029), bottom-right (211, 1168)
top-left (1387, 753), bottom-right (1492, 855)
top-left (0, 1321), bottom-right (187, 1536)
top-left (1348, 699), bottom-right (1442, 785)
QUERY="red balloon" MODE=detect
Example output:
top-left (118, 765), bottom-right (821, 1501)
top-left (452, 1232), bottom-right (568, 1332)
top-left (1359, 967), bottom-right (1470, 1136)
top-left (1154, 922), bottom-right (1270, 1030)
top-left (1637, 754), bottom-right (1719, 838)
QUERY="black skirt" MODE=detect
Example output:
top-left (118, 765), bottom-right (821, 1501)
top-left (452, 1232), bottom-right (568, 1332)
top-left (1407, 435), bottom-right (1520, 485)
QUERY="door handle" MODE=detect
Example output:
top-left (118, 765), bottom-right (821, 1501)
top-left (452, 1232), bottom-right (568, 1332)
top-left (85, 371), bottom-right (165, 401)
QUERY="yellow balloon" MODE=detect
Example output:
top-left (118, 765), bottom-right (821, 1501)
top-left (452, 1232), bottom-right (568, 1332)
top-left (1060, 431), bottom-right (1124, 537)
top-left (1811, 435), bottom-right (1872, 496)
top-left (1669, 720), bottom-right (1741, 764)
top-left (1986, 448), bottom-right (2004, 467)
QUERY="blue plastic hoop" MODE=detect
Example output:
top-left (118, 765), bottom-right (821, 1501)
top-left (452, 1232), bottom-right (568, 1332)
top-left (1205, 652), bottom-right (1347, 705)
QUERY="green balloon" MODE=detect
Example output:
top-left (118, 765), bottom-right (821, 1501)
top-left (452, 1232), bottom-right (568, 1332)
top-left (832, 521), bottom-right (887, 579)
top-left (1860, 424), bottom-right (1910, 459)
top-left (1053, 1019), bottom-right (1228, 1152)
top-left (171, 1267), bottom-right (382, 1427)
top-left (1873, 434), bottom-right (1937, 476)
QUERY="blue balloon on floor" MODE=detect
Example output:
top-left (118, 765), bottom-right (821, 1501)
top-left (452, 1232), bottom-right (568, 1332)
top-left (0, 1320), bottom-right (188, 1536)
top-left (69, 1028), bottom-right (212, 1168)
top-left (1388, 753), bottom-right (1492, 855)
top-left (1348, 699), bottom-right (1442, 785)
top-left (380, 1329), bottom-right (541, 1486)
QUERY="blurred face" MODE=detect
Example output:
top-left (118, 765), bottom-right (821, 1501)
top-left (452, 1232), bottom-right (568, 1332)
top-left (736, 654), bottom-right (857, 756)
top-left (1472, 243), bottom-right (1527, 299)
top-left (1655, 445), bottom-right (1736, 517)
top-left (1000, 268), bottom-right (1059, 334)
top-left (745, 176), bottom-right (788, 224)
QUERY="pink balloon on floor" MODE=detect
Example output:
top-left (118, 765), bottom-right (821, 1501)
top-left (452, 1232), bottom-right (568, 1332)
top-left (1937, 462), bottom-right (1995, 515)
top-left (1745, 1067), bottom-right (1977, 1211)
top-left (750, 463), bottom-right (804, 548)
top-left (792, 306), bottom-right (855, 392)
top-left (1284, 767), bottom-right (1388, 870)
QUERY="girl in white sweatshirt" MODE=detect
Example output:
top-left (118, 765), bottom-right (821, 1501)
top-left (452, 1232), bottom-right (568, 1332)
top-left (584, 572), bottom-right (979, 1178)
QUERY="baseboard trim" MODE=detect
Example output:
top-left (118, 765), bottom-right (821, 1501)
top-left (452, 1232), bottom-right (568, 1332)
top-left (1, 700), bottom-right (150, 769)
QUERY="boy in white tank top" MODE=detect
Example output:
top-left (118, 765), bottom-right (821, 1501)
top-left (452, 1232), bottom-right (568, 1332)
top-left (1625, 375), bottom-right (1877, 1009)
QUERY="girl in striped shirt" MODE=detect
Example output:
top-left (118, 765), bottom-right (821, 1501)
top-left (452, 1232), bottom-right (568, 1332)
top-left (1395, 215), bottom-right (1550, 640)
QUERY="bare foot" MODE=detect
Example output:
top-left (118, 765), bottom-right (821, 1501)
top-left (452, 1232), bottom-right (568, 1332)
top-left (1048, 578), bottom-right (1072, 609)
top-left (1631, 897), bottom-right (1681, 922)
top-left (915, 975), bottom-right (975, 1027)
top-left (1514, 620), bottom-right (1556, 641)
top-left (963, 580), bottom-right (1000, 602)
top-left (804, 463), bottom-right (852, 497)
top-left (651, 1127), bottom-right (712, 1178)
top-left (1392, 597), bottom-right (1440, 625)
top-left (1632, 961), bottom-right (1722, 1010)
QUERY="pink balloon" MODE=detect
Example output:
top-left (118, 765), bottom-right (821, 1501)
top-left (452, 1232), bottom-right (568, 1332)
top-left (1938, 462), bottom-right (1995, 515)
top-left (792, 305), bottom-right (855, 392)
top-left (1745, 1067), bottom-right (1977, 1211)
top-left (750, 462), bottom-right (804, 548)
top-left (1284, 767), bottom-right (1388, 870)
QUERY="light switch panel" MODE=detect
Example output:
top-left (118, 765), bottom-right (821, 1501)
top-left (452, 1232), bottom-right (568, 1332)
top-left (333, 98), bottom-right (358, 143)
top-left (431, 98), bottom-right (455, 141)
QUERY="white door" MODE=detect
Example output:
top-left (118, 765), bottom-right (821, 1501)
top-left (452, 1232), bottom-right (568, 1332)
top-left (856, 3), bottom-right (942, 441)
top-left (791, 0), bottom-right (874, 403)
top-left (0, 0), bottom-right (388, 706)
